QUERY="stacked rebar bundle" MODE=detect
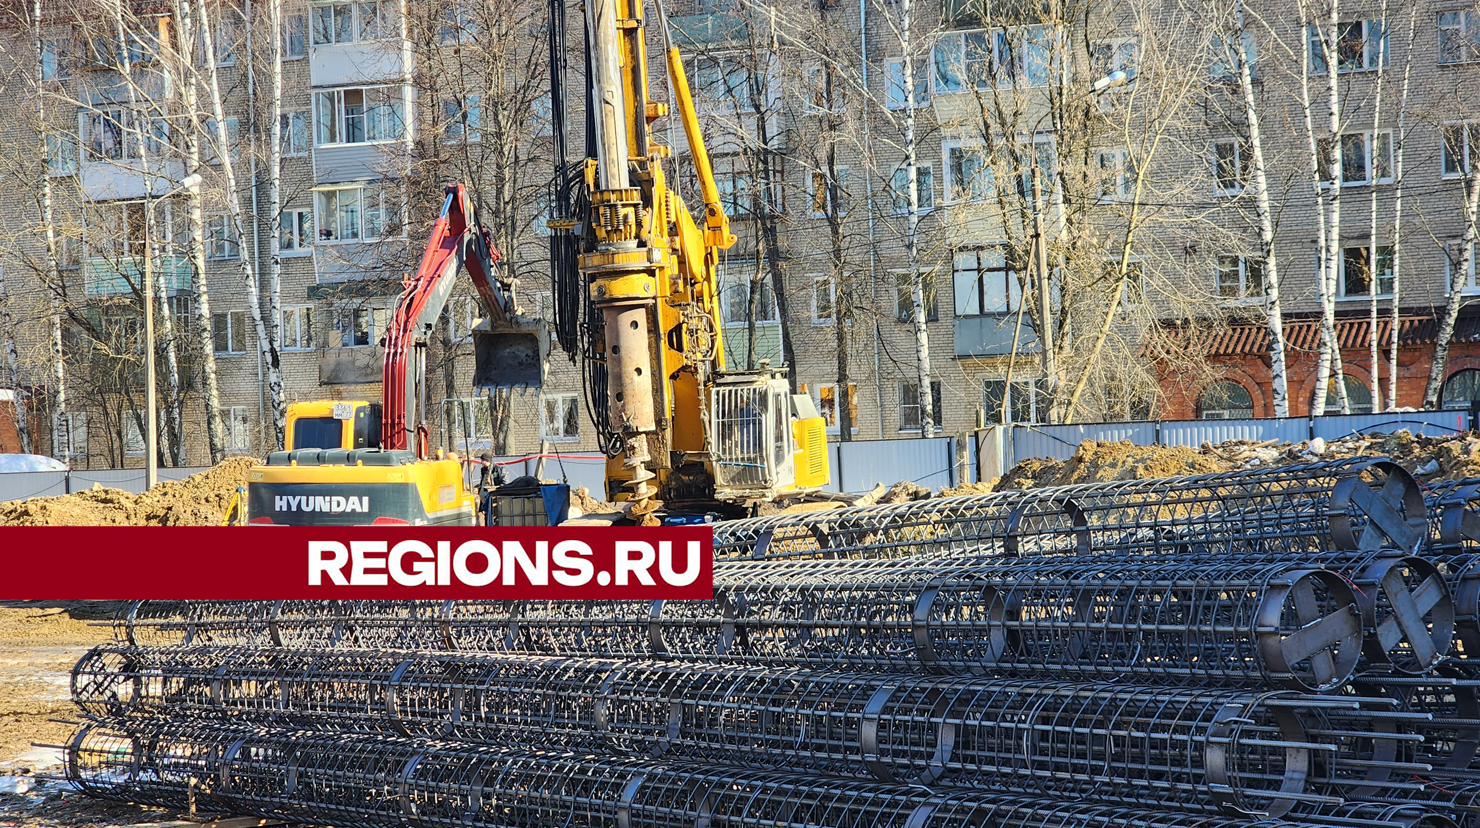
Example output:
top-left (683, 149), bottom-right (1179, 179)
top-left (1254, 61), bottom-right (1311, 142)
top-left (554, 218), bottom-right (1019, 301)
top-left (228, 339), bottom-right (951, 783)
top-left (63, 457), bottom-right (1480, 828)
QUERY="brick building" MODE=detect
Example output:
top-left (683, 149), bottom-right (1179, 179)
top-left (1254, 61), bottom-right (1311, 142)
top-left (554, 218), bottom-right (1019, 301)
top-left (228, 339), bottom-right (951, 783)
top-left (0, 0), bottom-right (1475, 469)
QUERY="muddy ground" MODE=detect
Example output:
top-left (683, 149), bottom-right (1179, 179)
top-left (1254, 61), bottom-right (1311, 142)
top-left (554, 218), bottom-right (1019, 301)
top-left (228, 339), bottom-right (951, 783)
top-left (0, 605), bottom-right (183, 826)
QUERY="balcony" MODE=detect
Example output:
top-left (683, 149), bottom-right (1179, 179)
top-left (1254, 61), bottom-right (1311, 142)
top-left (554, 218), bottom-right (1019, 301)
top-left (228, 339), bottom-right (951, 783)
top-left (309, 41), bottom-right (409, 87)
top-left (84, 255), bottom-right (191, 297)
top-left (954, 314), bottom-right (1039, 358)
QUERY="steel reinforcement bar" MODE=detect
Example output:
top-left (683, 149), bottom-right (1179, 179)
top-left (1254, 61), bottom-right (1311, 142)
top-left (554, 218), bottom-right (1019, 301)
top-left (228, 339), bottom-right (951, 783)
top-left (712, 458), bottom-right (1425, 562)
top-left (64, 719), bottom-right (1459, 827)
top-left (115, 556), bottom-right (1370, 690)
top-left (71, 645), bottom-right (1433, 815)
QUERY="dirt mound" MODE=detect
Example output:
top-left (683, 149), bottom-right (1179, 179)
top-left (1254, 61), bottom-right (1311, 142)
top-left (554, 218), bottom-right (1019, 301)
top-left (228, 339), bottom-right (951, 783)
top-left (990, 432), bottom-right (1480, 493)
top-left (0, 457), bottom-right (256, 526)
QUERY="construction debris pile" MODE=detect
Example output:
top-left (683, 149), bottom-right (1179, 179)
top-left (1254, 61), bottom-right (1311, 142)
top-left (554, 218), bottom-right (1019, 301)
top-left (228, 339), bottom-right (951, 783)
top-left (0, 458), bottom-right (254, 526)
top-left (59, 458), bottom-right (1480, 828)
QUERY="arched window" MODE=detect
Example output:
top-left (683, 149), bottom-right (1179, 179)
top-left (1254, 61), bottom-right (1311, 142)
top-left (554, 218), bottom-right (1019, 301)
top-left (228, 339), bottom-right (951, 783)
top-left (1317, 375), bottom-right (1373, 415)
top-left (1443, 369), bottom-right (1480, 410)
top-left (1200, 381), bottom-right (1253, 420)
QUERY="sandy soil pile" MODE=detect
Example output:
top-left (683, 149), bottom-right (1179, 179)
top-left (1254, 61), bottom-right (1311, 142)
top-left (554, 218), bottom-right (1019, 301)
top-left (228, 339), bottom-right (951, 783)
top-left (985, 431), bottom-right (1480, 492)
top-left (0, 457), bottom-right (257, 527)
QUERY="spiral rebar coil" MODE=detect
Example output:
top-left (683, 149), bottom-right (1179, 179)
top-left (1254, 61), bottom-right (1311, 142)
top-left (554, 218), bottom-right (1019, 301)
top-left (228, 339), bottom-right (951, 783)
top-left (65, 719), bottom-right (1459, 827)
top-left (72, 645), bottom-right (1438, 815)
top-left (712, 458), bottom-right (1424, 562)
top-left (114, 556), bottom-right (1371, 690)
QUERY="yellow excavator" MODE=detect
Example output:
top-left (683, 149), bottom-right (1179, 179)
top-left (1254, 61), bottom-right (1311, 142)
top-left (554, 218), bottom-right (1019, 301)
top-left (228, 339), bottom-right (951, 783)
top-left (242, 0), bottom-right (828, 526)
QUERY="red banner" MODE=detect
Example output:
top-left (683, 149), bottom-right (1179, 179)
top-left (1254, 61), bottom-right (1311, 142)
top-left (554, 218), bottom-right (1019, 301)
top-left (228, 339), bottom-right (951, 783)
top-left (0, 527), bottom-right (713, 600)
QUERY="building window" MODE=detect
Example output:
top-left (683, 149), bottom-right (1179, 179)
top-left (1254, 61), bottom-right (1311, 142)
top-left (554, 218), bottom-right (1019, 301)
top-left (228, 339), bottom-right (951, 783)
top-left (228, 406), bottom-right (252, 453)
top-left (983, 379), bottom-right (1045, 424)
top-left (811, 274), bottom-right (835, 325)
top-left (720, 261), bottom-right (779, 325)
top-left (1217, 254), bottom-right (1264, 300)
top-left (894, 269), bottom-right (939, 322)
top-left (691, 57), bottom-right (752, 112)
top-left (1209, 30), bottom-right (1256, 81)
top-left (1308, 21), bottom-right (1387, 74)
top-left (1448, 241), bottom-right (1478, 294)
top-left (899, 380), bottom-right (942, 432)
top-left (817, 384), bottom-right (859, 435)
top-left (280, 111), bottom-right (309, 156)
top-left (280, 306), bottom-right (314, 350)
top-left (213, 310), bottom-right (247, 354)
top-left (443, 398), bottom-right (493, 452)
top-left (314, 86), bottom-right (405, 146)
top-left (1339, 245), bottom-right (1394, 298)
top-left (1096, 148), bottom-right (1131, 202)
top-left (206, 215), bottom-right (239, 260)
top-left (56, 411), bottom-right (86, 460)
top-left (884, 57), bottom-right (929, 109)
top-left (1090, 37), bottom-right (1138, 82)
top-left (1200, 381), bottom-right (1253, 420)
top-left (334, 306), bottom-right (388, 347)
top-left (1443, 122), bottom-right (1480, 177)
top-left (41, 39), bottom-right (69, 81)
top-left (809, 168), bottom-right (848, 218)
top-left (943, 141), bottom-right (990, 203)
top-left (123, 414), bottom-right (144, 457)
top-left (47, 135), bottom-right (78, 176)
top-left (283, 13), bottom-right (307, 58)
top-left (954, 247), bottom-right (1019, 316)
top-left (1319, 131), bottom-right (1392, 185)
top-left (541, 393), bottom-right (580, 442)
top-left (214, 9), bottom-right (242, 65)
top-left (1317, 375), bottom-right (1374, 415)
top-left (167, 295), bottom-right (192, 331)
top-left (280, 208), bottom-right (313, 255)
top-left (891, 165), bottom-right (934, 214)
top-left (1212, 138), bottom-right (1247, 196)
top-left (932, 26), bottom-right (1055, 92)
top-left (442, 95), bottom-right (482, 142)
top-left (531, 95), bottom-right (554, 137)
top-left (709, 154), bottom-right (758, 219)
top-left (315, 185), bottom-right (398, 242)
top-left (204, 116), bottom-right (240, 164)
top-left (311, 1), bottom-right (384, 45)
top-left (446, 295), bottom-right (479, 342)
top-left (1438, 10), bottom-right (1480, 65)
top-left (1443, 369), bottom-right (1480, 410)
top-left (81, 108), bottom-right (167, 161)
top-left (439, 3), bottom-right (479, 45)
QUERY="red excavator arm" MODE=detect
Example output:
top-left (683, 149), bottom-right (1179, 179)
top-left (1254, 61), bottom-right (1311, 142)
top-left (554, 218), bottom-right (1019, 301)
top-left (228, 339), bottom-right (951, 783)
top-left (381, 184), bottom-right (548, 456)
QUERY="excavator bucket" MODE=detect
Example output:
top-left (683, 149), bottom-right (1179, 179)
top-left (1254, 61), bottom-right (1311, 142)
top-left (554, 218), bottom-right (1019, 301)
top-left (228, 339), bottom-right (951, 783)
top-left (472, 315), bottom-right (549, 390)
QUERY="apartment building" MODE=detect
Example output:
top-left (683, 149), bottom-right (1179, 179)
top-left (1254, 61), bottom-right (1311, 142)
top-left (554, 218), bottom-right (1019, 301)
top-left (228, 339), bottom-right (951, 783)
top-left (0, 0), bottom-right (1476, 468)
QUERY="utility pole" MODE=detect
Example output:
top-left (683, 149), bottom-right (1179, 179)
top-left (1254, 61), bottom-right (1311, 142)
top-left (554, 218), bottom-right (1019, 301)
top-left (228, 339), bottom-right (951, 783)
top-left (1031, 163), bottom-right (1053, 422)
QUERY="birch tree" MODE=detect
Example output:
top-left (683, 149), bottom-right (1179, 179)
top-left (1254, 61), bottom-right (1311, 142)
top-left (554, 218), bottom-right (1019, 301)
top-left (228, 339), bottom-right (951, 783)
top-left (1388, 6), bottom-right (1415, 410)
top-left (196, 0), bottom-right (286, 443)
top-left (1366, 0), bottom-right (1386, 412)
top-left (0, 267), bottom-right (32, 454)
top-left (1232, 0), bottom-right (1289, 417)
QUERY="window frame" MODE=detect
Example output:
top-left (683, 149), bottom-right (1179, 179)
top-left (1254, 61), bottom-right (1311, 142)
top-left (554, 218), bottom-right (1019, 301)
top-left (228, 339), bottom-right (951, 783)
top-left (1336, 244), bottom-right (1395, 299)
top-left (442, 94), bottom-right (483, 143)
top-left (810, 272), bottom-right (835, 326)
top-left (1216, 254), bottom-right (1265, 303)
top-left (1199, 380), bottom-right (1254, 420)
top-left (1211, 137), bottom-right (1247, 196)
top-left (206, 215), bottom-right (240, 260)
top-left (816, 383), bottom-right (860, 436)
top-left (1438, 10), bottom-right (1480, 65)
top-left (314, 184), bottom-right (400, 244)
top-left (931, 25), bottom-right (1057, 93)
top-left (953, 246), bottom-right (1020, 317)
top-left (1316, 374), bottom-right (1375, 415)
top-left (1450, 240), bottom-right (1479, 295)
top-left (279, 305), bottom-right (315, 351)
top-left (311, 1), bottom-right (386, 46)
top-left (280, 111), bottom-right (310, 157)
top-left (719, 259), bottom-right (779, 325)
top-left (1442, 122), bottom-right (1480, 178)
top-left (212, 309), bottom-right (248, 355)
top-left (808, 166), bottom-right (848, 218)
top-left (540, 393), bottom-right (581, 442)
top-left (982, 378), bottom-right (1046, 424)
top-left (279, 207), bottom-right (314, 256)
top-left (942, 139), bottom-right (991, 204)
top-left (313, 85), bottom-right (407, 147)
top-left (884, 57), bottom-right (930, 109)
top-left (890, 164), bottom-right (935, 215)
top-left (1209, 30), bottom-right (1257, 82)
top-left (228, 405), bottom-right (253, 453)
top-left (898, 379), bottom-right (943, 433)
top-left (46, 134), bottom-right (79, 177)
top-left (893, 268), bottom-right (939, 322)
top-left (282, 13), bottom-right (307, 59)
top-left (1095, 147), bottom-right (1131, 202)
top-left (1308, 20), bottom-right (1388, 74)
